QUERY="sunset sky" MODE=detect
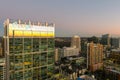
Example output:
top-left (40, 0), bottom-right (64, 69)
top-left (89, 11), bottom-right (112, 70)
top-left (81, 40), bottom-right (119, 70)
top-left (0, 0), bottom-right (120, 37)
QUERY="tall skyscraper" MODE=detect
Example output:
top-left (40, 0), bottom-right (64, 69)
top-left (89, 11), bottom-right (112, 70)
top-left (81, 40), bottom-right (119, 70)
top-left (71, 35), bottom-right (81, 51)
top-left (101, 34), bottom-right (110, 47)
top-left (4, 19), bottom-right (55, 80)
top-left (87, 42), bottom-right (103, 72)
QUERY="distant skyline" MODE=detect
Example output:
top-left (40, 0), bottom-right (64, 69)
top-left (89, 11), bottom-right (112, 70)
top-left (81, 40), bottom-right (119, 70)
top-left (0, 0), bottom-right (120, 37)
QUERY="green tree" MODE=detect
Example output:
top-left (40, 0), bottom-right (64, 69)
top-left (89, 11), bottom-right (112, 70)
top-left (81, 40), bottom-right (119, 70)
top-left (88, 36), bottom-right (99, 43)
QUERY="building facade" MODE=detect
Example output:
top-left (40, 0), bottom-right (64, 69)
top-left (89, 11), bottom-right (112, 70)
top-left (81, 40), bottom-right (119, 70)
top-left (55, 48), bottom-right (59, 62)
top-left (0, 38), bottom-right (4, 57)
top-left (87, 42), bottom-right (103, 72)
top-left (71, 35), bottom-right (81, 51)
top-left (109, 49), bottom-right (120, 64)
top-left (0, 58), bottom-right (5, 80)
top-left (111, 38), bottom-right (120, 48)
top-left (4, 19), bottom-right (55, 80)
top-left (60, 47), bottom-right (79, 57)
top-left (0, 47), bottom-right (2, 57)
top-left (101, 34), bottom-right (110, 47)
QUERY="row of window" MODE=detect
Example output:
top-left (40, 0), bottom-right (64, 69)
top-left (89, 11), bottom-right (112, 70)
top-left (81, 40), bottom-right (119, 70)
top-left (10, 65), bottom-right (54, 80)
top-left (9, 38), bottom-right (54, 53)
top-left (9, 38), bottom-right (54, 80)
top-left (9, 52), bottom-right (54, 70)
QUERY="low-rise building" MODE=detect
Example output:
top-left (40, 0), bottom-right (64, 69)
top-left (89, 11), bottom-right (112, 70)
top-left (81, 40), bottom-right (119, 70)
top-left (109, 49), bottom-right (120, 64)
top-left (60, 47), bottom-right (79, 57)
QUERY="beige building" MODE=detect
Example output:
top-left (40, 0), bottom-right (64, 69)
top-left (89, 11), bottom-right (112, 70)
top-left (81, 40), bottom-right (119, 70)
top-left (60, 47), bottom-right (79, 57)
top-left (55, 48), bottom-right (59, 62)
top-left (87, 42), bottom-right (103, 72)
top-left (71, 35), bottom-right (81, 51)
top-left (0, 48), bottom-right (2, 57)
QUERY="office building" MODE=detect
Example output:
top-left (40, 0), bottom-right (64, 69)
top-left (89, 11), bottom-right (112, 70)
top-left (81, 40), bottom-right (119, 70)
top-left (101, 34), bottom-right (110, 47)
top-left (71, 35), bottom-right (81, 51)
top-left (4, 19), bottom-right (55, 80)
top-left (111, 38), bottom-right (120, 48)
top-left (87, 42), bottom-right (103, 72)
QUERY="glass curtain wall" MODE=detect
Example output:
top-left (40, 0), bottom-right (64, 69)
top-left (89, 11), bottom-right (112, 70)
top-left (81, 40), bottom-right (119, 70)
top-left (9, 37), bottom-right (54, 80)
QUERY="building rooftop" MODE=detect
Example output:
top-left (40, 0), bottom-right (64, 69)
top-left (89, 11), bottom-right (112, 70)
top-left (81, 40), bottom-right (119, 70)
top-left (73, 35), bottom-right (80, 38)
top-left (80, 75), bottom-right (96, 80)
top-left (6, 19), bottom-right (55, 27)
top-left (111, 49), bottom-right (120, 52)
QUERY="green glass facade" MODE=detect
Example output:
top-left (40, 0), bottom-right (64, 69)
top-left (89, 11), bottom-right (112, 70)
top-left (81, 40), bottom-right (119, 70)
top-left (9, 38), bottom-right (55, 80)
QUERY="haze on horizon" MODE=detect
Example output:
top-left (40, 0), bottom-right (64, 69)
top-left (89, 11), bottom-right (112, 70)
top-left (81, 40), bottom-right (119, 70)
top-left (0, 0), bottom-right (120, 37)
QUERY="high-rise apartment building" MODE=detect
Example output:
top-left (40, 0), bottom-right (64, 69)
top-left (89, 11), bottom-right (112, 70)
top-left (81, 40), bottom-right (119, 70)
top-left (101, 34), bottom-right (110, 47)
top-left (87, 42), bottom-right (103, 72)
top-left (71, 35), bottom-right (81, 51)
top-left (4, 19), bottom-right (55, 80)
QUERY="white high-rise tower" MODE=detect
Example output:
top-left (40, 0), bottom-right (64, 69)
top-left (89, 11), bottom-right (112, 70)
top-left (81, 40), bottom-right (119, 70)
top-left (71, 35), bottom-right (81, 51)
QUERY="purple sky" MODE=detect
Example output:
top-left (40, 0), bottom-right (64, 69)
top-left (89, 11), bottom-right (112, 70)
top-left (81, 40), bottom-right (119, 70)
top-left (0, 0), bottom-right (120, 37)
